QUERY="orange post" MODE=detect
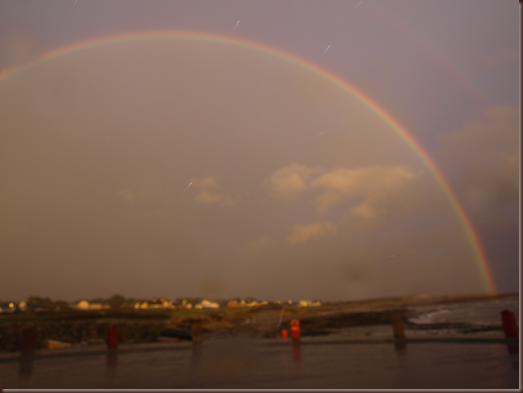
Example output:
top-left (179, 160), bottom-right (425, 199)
top-left (501, 310), bottom-right (518, 338)
top-left (281, 329), bottom-right (288, 340)
top-left (290, 319), bottom-right (300, 341)
top-left (107, 324), bottom-right (119, 349)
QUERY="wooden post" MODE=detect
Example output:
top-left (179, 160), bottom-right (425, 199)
top-left (392, 314), bottom-right (405, 339)
top-left (192, 324), bottom-right (203, 345)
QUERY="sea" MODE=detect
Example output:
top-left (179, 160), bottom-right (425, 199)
top-left (408, 296), bottom-right (519, 326)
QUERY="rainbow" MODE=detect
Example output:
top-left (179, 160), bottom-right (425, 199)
top-left (0, 31), bottom-right (496, 293)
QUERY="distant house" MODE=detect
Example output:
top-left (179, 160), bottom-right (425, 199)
top-left (74, 300), bottom-right (109, 310)
top-left (148, 298), bottom-right (166, 309)
top-left (227, 299), bottom-right (246, 308)
top-left (131, 299), bottom-right (174, 310)
top-left (227, 299), bottom-right (268, 308)
top-left (195, 299), bottom-right (220, 309)
top-left (89, 303), bottom-right (109, 310)
top-left (180, 299), bottom-right (194, 309)
top-left (134, 301), bottom-right (150, 309)
top-left (298, 300), bottom-right (322, 307)
top-left (76, 300), bottom-right (90, 310)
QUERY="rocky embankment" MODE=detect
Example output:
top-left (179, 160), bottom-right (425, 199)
top-left (0, 320), bottom-right (172, 351)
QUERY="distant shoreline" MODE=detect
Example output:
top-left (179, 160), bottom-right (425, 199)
top-left (1, 292), bottom-right (518, 352)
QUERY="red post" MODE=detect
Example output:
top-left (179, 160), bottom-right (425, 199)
top-left (501, 310), bottom-right (519, 355)
top-left (20, 330), bottom-right (37, 352)
top-left (107, 324), bottom-right (119, 349)
top-left (501, 310), bottom-right (518, 338)
top-left (281, 329), bottom-right (288, 340)
top-left (290, 319), bottom-right (300, 341)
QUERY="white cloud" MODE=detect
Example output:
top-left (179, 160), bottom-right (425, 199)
top-left (194, 190), bottom-right (235, 206)
top-left (314, 192), bottom-right (343, 212)
top-left (265, 164), bottom-right (419, 222)
top-left (191, 176), bottom-right (236, 206)
top-left (193, 176), bottom-right (220, 189)
top-left (288, 222), bottom-right (337, 244)
top-left (265, 163), bottom-right (320, 199)
top-left (311, 166), bottom-right (417, 199)
top-left (351, 201), bottom-right (375, 220)
top-left (311, 166), bottom-right (417, 219)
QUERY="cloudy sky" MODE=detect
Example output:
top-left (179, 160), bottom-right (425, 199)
top-left (0, 0), bottom-right (519, 302)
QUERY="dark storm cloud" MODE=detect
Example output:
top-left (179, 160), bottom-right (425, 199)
top-left (438, 106), bottom-right (519, 215)
top-left (435, 105), bottom-right (519, 292)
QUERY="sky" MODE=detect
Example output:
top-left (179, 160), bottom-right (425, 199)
top-left (0, 0), bottom-right (519, 302)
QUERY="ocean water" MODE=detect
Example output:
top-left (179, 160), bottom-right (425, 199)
top-left (409, 297), bottom-right (519, 325)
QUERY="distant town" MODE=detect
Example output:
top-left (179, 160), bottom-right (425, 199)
top-left (0, 295), bottom-right (323, 313)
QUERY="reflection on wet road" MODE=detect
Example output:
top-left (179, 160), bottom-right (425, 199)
top-left (1, 339), bottom-right (518, 389)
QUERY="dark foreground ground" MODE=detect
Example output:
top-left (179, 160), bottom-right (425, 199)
top-left (0, 338), bottom-right (519, 389)
top-left (0, 293), bottom-right (519, 388)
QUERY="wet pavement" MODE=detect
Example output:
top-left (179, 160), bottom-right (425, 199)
top-left (1, 338), bottom-right (519, 389)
